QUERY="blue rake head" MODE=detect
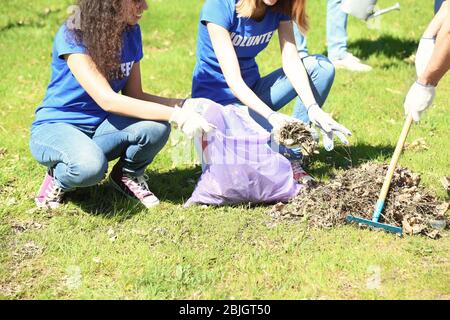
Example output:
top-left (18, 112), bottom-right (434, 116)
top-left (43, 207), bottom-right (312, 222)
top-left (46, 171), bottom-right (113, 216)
top-left (346, 215), bottom-right (403, 235)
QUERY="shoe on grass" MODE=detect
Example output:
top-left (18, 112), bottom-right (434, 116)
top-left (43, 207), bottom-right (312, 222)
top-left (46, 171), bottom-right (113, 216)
top-left (109, 165), bottom-right (160, 208)
top-left (35, 169), bottom-right (65, 209)
top-left (331, 53), bottom-right (372, 72)
top-left (290, 159), bottom-right (314, 184)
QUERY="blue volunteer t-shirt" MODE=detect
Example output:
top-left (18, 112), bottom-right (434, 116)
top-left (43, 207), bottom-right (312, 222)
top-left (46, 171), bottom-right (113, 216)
top-left (32, 23), bottom-right (144, 128)
top-left (192, 0), bottom-right (290, 105)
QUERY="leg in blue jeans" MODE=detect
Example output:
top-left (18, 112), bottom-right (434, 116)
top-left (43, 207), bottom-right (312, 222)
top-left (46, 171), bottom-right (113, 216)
top-left (30, 117), bottom-right (170, 190)
top-left (250, 54), bottom-right (335, 127)
top-left (30, 123), bottom-right (108, 191)
top-left (247, 54), bottom-right (335, 159)
top-left (293, 1), bottom-right (348, 61)
top-left (93, 114), bottom-right (171, 177)
top-left (293, 23), bottom-right (309, 58)
top-left (327, 0), bottom-right (348, 61)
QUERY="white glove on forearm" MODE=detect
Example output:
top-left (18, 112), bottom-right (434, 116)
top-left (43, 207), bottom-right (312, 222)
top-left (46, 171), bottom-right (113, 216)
top-left (307, 104), bottom-right (352, 151)
top-left (404, 81), bottom-right (435, 122)
top-left (415, 37), bottom-right (435, 77)
top-left (169, 99), bottom-right (216, 139)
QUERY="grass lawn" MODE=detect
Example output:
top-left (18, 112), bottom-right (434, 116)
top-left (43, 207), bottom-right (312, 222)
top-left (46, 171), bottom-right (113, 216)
top-left (0, 0), bottom-right (449, 299)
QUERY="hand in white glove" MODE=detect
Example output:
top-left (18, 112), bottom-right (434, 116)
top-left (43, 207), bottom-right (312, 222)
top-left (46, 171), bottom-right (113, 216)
top-left (415, 37), bottom-right (435, 77)
top-left (268, 111), bottom-right (318, 149)
top-left (307, 104), bottom-right (352, 151)
top-left (169, 99), bottom-right (216, 139)
top-left (181, 98), bottom-right (220, 115)
top-left (267, 112), bottom-right (298, 131)
top-left (404, 81), bottom-right (435, 122)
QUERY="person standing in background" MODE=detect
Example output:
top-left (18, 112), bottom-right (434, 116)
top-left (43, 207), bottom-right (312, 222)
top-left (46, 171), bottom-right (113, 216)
top-left (294, 0), bottom-right (372, 72)
top-left (192, 0), bottom-right (352, 183)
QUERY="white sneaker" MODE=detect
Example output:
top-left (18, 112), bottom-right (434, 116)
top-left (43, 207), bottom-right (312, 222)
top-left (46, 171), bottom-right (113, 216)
top-left (35, 169), bottom-right (65, 209)
top-left (109, 165), bottom-right (160, 209)
top-left (331, 53), bottom-right (372, 72)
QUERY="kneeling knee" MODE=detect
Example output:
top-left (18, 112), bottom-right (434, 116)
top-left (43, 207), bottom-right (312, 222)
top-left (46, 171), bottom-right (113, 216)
top-left (135, 121), bottom-right (171, 146)
top-left (68, 156), bottom-right (108, 187)
top-left (305, 54), bottom-right (335, 83)
top-left (315, 54), bottom-right (336, 83)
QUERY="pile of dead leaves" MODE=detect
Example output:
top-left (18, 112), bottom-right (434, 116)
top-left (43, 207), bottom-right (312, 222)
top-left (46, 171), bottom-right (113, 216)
top-left (272, 121), bottom-right (318, 157)
top-left (268, 162), bottom-right (449, 239)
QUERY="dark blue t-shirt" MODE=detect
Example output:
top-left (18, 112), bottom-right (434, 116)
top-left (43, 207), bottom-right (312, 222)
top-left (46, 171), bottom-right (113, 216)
top-left (191, 0), bottom-right (290, 105)
top-left (32, 23), bottom-right (144, 128)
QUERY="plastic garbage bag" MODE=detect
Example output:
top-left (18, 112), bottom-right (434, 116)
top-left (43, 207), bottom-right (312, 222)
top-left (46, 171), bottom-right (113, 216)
top-left (185, 103), bottom-right (302, 207)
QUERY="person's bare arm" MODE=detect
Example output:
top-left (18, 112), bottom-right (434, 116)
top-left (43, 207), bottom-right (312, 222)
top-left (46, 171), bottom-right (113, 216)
top-left (419, 2), bottom-right (450, 86)
top-left (423, 1), bottom-right (448, 37)
top-left (278, 21), bottom-right (317, 108)
top-left (279, 21), bottom-right (351, 150)
top-left (206, 22), bottom-right (274, 118)
top-left (121, 61), bottom-right (184, 107)
top-left (66, 53), bottom-right (174, 121)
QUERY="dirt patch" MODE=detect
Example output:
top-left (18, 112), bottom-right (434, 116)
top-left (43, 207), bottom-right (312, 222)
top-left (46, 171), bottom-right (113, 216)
top-left (11, 221), bottom-right (44, 234)
top-left (441, 177), bottom-right (450, 191)
top-left (12, 241), bottom-right (43, 261)
top-left (268, 162), bottom-right (449, 238)
top-left (273, 121), bottom-right (318, 156)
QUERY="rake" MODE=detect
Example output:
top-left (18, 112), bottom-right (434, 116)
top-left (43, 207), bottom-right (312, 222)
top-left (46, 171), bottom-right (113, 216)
top-left (347, 114), bottom-right (414, 235)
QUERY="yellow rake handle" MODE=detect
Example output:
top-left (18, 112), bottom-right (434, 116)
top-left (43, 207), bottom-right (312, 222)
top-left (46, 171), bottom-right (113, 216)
top-left (379, 114), bottom-right (414, 202)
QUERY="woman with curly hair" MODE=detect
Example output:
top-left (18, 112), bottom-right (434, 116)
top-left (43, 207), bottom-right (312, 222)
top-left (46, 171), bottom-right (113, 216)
top-left (192, 0), bottom-right (352, 182)
top-left (30, 0), bottom-right (215, 209)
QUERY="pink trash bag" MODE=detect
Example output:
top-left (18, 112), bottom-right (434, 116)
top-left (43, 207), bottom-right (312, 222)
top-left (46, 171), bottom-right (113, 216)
top-left (184, 103), bottom-right (302, 207)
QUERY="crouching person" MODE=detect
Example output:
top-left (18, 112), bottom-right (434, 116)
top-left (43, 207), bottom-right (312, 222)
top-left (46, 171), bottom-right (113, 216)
top-left (191, 0), bottom-right (352, 183)
top-left (30, 0), bottom-right (215, 209)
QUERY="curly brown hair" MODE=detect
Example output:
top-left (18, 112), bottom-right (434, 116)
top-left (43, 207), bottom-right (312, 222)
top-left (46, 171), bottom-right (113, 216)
top-left (71, 0), bottom-right (128, 80)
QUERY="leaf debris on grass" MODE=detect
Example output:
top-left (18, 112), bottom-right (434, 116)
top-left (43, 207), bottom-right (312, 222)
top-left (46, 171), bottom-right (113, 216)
top-left (405, 138), bottom-right (429, 151)
top-left (107, 227), bottom-right (117, 242)
top-left (12, 241), bottom-right (43, 260)
top-left (92, 257), bottom-right (102, 264)
top-left (268, 162), bottom-right (449, 239)
top-left (441, 177), bottom-right (450, 191)
top-left (0, 148), bottom-right (7, 158)
top-left (11, 221), bottom-right (43, 234)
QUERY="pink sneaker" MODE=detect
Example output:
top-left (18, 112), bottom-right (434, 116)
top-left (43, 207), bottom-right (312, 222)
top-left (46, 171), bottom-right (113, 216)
top-left (35, 170), bottom-right (65, 209)
top-left (109, 165), bottom-right (160, 208)
top-left (290, 160), bottom-right (314, 183)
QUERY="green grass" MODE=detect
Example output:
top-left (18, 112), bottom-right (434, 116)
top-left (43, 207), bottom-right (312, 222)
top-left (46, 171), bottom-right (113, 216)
top-left (0, 0), bottom-right (449, 299)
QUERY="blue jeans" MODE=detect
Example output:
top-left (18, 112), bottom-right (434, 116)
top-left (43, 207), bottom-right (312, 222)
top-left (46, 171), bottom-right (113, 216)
top-left (239, 54), bottom-right (335, 159)
top-left (295, 0), bottom-right (348, 61)
top-left (30, 115), bottom-right (171, 191)
top-left (435, 0), bottom-right (445, 13)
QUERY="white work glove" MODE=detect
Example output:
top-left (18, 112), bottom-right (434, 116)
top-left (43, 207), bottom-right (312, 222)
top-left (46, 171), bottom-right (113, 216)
top-left (267, 112), bottom-right (298, 131)
top-left (415, 37), bottom-right (435, 77)
top-left (180, 98), bottom-right (218, 115)
top-left (169, 99), bottom-right (216, 139)
top-left (404, 81), bottom-right (436, 122)
top-left (307, 104), bottom-right (352, 151)
top-left (268, 111), bottom-right (319, 149)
